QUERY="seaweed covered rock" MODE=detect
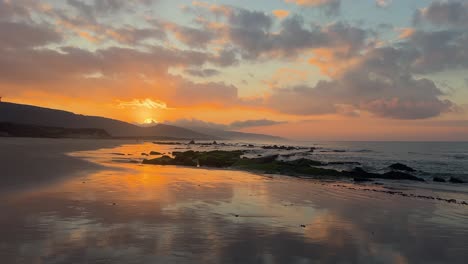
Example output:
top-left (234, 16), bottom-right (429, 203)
top-left (449, 177), bottom-right (466, 184)
top-left (143, 155), bottom-right (176, 165)
top-left (141, 150), bottom-right (427, 182)
top-left (196, 150), bottom-right (244, 167)
top-left (345, 167), bottom-right (424, 182)
top-left (233, 156), bottom-right (341, 177)
top-left (389, 163), bottom-right (416, 172)
top-left (287, 158), bottom-right (325, 167)
top-left (143, 150), bottom-right (244, 168)
top-left (381, 171), bottom-right (424, 182)
top-left (433, 177), bottom-right (446, 183)
top-left (345, 167), bottom-right (380, 179)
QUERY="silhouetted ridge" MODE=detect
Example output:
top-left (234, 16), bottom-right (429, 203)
top-left (0, 122), bottom-right (111, 138)
top-left (0, 102), bottom-right (214, 139)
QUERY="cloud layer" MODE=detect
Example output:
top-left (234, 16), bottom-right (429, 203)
top-left (0, 0), bottom-right (466, 128)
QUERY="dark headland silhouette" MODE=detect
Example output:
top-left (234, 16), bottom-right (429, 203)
top-left (0, 102), bottom-right (283, 141)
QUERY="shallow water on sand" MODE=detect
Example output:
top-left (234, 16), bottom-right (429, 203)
top-left (1, 141), bottom-right (468, 263)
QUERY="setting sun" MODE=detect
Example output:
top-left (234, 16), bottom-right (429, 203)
top-left (143, 118), bottom-right (158, 125)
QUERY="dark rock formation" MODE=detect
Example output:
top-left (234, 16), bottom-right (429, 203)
top-left (389, 163), bottom-right (416, 172)
top-left (381, 171), bottom-right (424, 182)
top-left (433, 177), bottom-right (446, 183)
top-left (142, 150), bottom-right (426, 182)
top-left (449, 177), bottom-right (466, 184)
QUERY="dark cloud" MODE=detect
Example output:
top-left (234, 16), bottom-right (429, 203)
top-left (414, 1), bottom-right (468, 28)
top-left (228, 8), bottom-right (272, 30)
top-left (267, 45), bottom-right (455, 119)
top-left (404, 30), bottom-right (468, 74)
top-left (0, 0), bottom-right (31, 20)
top-left (0, 21), bottom-right (62, 49)
top-left (111, 26), bottom-right (166, 44)
top-left (164, 23), bottom-right (215, 48)
top-left (184, 68), bottom-right (221, 77)
top-left (227, 12), bottom-right (369, 59)
top-left (67, 0), bottom-right (156, 22)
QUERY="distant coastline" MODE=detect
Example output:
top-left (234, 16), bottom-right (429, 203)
top-left (0, 102), bottom-right (283, 141)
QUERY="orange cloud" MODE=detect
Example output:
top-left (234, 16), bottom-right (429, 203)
top-left (117, 99), bottom-right (169, 110)
top-left (396, 27), bottom-right (416, 39)
top-left (308, 47), bottom-right (362, 77)
top-left (285, 0), bottom-right (336, 6)
top-left (272, 10), bottom-right (290, 19)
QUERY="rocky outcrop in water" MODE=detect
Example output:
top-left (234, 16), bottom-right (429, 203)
top-left (388, 163), bottom-right (416, 172)
top-left (433, 177), bottom-right (446, 183)
top-left (449, 177), bottom-right (466, 184)
top-left (142, 150), bottom-right (426, 182)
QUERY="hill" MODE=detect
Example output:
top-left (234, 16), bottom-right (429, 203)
top-left (0, 102), bottom-right (214, 139)
top-left (0, 122), bottom-right (111, 139)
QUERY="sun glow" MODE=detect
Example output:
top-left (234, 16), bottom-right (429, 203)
top-left (143, 118), bottom-right (158, 124)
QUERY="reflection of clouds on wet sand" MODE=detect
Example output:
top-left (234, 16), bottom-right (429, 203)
top-left (1, 143), bottom-right (468, 263)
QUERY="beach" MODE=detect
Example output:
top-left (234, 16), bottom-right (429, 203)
top-left (1, 138), bottom-right (467, 263)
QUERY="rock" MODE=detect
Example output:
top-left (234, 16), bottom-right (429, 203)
top-left (449, 177), bottom-right (466, 184)
top-left (433, 177), bottom-right (446, 183)
top-left (149, 151), bottom-right (162, 155)
top-left (345, 167), bottom-right (380, 179)
top-left (142, 155), bottom-right (178, 165)
top-left (327, 161), bottom-right (361, 166)
top-left (382, 171), bottom-right (424, 182)
top-left (389, 163), bottom-right (416, 172)
top-left (141, 150), bottom-right (426, 182)
top-left (261, 145), bottom-right (297, 150)
top-left (189, 140), bottom-right (195, 144)
top-left (213, 141), bottom-right (218, 145)
top-left (153, 141), bottom-right (182, 145)
top-left (143, 150), bottom-right (245, 168)
top-left (286, 158), bottom-right (325, 167)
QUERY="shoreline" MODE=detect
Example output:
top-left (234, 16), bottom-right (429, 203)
top-left (1, 138), bottom-right (467, 206)
top-left (0, 138), bottom-right (128, 193)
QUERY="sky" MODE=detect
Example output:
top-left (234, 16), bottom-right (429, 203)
top-left (1, 0), bottom-right (468, 141)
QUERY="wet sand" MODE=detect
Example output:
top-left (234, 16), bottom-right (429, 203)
top-left (0, 138), bottom-right (128, 192)
top-left (1, 139), bottom-right (468, 263)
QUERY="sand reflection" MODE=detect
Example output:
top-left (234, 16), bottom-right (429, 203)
top-left (1, 143), bottom-right (467, 263)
